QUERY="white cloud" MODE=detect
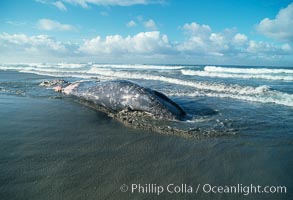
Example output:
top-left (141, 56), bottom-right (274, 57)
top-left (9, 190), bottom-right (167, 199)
top-left (0, 33), bottom-right (67, 51)
top-left (1, 22), bottom-right (292, 65)
top-left (256, 3), bottom-right (293, 42)
top-left (62, 0), bottom-right (162, 8)
top-left (178, 22), bottom-right (228, 54)
top-left (182, 22), bottom-right (211, 38)
top-left (52, 1), bottom-right (67, 11)
top-left (37, 19), bottom-right (75, 31)
top-left (126, 20), bottom-right (136, 27)
top-left (0, 32), bottom-right (86, 62)
top-left (35, 0), bottom-right (47, 3)
top-left (282, 43), bottom-right (292, 52)
top-left (36, 0), bottom-right (67, 11)
top-left (79, 31), bottom-right (171, 55)
top-left (126, 18), bottom-right (157, 29)
top-left (233, 33), bottom-right (248, 45)
top-left (247, 41), bottom-right (271, 53)
top-left (144, 19), bottom-right (157, 30)
top-left (246, 40), bottom-right (292, 56)
top-left (177, 22), bottom-right (292, 62)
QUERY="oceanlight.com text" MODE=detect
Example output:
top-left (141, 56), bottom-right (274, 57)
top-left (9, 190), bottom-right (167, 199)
top-left (202, 184), bottom-right (287, 196)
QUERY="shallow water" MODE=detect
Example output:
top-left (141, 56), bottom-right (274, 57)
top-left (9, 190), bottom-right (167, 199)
top-left (0, 71), bottom-right (292, 200)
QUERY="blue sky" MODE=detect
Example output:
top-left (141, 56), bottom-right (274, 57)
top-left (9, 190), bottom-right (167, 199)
top-left (0, 0), bottom-right (293, 66)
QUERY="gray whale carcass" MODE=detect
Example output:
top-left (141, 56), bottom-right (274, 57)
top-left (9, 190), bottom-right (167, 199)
top-left (62, 80), bottom-right (187, 120)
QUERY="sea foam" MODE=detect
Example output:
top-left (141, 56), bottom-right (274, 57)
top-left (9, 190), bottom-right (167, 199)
top-left (204, 66), bottom-right (293, 74)
top-left (1, 63), bottom-right (292, 107)
top-left (181, 70), bottom-right (293, 81)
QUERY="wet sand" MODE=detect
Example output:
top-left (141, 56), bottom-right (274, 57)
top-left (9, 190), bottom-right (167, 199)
top-left (0, 71), bottom-right (292, 200)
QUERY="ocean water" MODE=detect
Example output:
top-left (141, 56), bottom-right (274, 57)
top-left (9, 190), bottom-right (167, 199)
top-left (0, 64), bottom-right (292, 200)
top-left (1, 63), bottom-right (292, 136)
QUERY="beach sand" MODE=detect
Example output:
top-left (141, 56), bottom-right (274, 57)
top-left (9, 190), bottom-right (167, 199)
top-left (0, 71), bottom-right (292, 200)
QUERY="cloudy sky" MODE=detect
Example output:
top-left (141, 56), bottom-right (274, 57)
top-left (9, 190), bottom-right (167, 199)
top-left (0, 0), bottom-right (293, 66)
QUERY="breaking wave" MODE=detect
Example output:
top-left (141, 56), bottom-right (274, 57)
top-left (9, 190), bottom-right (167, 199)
top-left (181, 69), bottom-right (293, 81)
top-left (204, 66), bottom-right (293, 74)
top-left (91, 64), bottom-right (184, 70)
top-left (1, 63), bottom-right (293, 107)
top-left (165, 90), bottom-right (293, 107)
top-left (87, 68), bottom-right (269, 94)
top-left (85, 69), bottom-right (293, 107)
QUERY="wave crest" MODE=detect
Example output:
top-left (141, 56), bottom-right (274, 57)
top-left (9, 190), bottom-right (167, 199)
top-left (181, 69), bottom-right (293, 81)
top-left (1, 63), bottom-right (293, 107)
top-left (204, 66), bottom-right (293, 74)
